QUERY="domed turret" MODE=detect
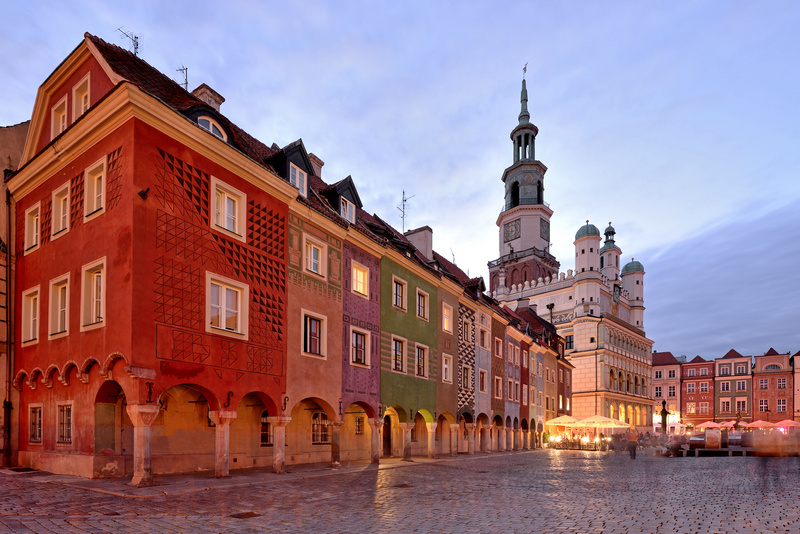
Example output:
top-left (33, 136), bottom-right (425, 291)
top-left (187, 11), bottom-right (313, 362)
top-left (574, 220), bottom-right (601, 275)
top-left (621, 257), bottom-right (645, 328)
top-left (600, 221), bottom-right (621, 281)
top-left (575, 222), bottom-right (600, 241)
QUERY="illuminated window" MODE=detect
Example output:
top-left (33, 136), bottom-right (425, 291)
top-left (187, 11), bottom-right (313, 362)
top-left (416, 345), bottom-right (427, 377)
top-left (442, 304), bottom-right (453, 333)
top-left (392, 338), bottom-right (405, 371)
top-left (352, 263), bottom-right (368, 297)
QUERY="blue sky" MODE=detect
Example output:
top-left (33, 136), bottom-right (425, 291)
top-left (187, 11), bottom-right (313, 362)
top-left (2, 1), bottom-right (798, 359)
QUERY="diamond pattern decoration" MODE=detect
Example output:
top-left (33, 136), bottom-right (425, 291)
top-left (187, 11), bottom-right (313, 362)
top-left (70, 173), bottom-right (84, 227)
top-left (172, 330), bottom-right (210, 363)
top-left (153, 257), bottom-right (203, 329)
top-left (106, 146), bottom-right (124, 211)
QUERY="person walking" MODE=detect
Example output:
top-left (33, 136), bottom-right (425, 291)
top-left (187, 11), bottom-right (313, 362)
top-left (626, 426), bottom-right (639, 459)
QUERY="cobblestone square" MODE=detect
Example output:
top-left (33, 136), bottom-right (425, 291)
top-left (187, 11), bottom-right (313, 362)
top-left (2, 449), bottom-right (800, 533)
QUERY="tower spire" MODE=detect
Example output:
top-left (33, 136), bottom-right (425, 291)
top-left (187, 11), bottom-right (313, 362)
top-left (518, 77), bottom-right (530, 125)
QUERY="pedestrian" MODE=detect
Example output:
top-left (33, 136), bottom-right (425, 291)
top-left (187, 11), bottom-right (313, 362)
top-left (626, 426), bottom-right (639, 459)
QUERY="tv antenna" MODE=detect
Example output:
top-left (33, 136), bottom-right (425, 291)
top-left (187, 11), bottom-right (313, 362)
top-left (177, 65), bottom-right (188, 91)
top-left (117, 27), bottom-right (139, 56)
top-left (397, 190), bottom-right (415, 233)
top-left (450, 248), bottom-right (456, 264)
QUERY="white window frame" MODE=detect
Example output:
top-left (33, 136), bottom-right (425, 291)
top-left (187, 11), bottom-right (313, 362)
top-left (463, 320), bottom-right (472, 344)
top-left (22, 286), bottom-right (40, 345)
top-left (301, 310), bottom-right (327, 358)
top-left (736, 399), bottom-right (747, 413)
top-left (350, 326), bottom-right (370, 367)
top-left (289, 163), bottom-right (307, 197)
top-left (210, 176), bottom-right (246, 242)
top-left (304, 234), bottom-right (327, 278)
top-left (24, 202), bottom-right (41, 254)
top-left (479, 369), bottom-right (487, 393)
top-left (442, 304), bottom-right (453, 334)
top-left (720, 399), bottom-right (731, 413)
top-left (56, 402), bottom-right (73, 445)
top-left (341, 197), bottom-right (355, 223)
top-left (778, 378), bottom-right (787, 389)
top-left (198, 116), bottom-right (227, 141)
top-left (442, 354), bottom-right (453, 383)
top-left (655, 370), bottom-right (662, 379)
top-left (687, 383), bottom-right (695, 393)
top-left (48, 273), bottom-right (70, 338)
top-left (415, 344), bottom-right (428, 377)
top-left (721, 381), bottom-right (730, 392)
top-left (515, 381), bottom-right (520, 402)
top-left (392, 276), bottom-right (407, 311)
top-left (507, 379), bottom-right (514, 400)
top-left (51, 95), bottom-right (67, 139)
top-left (416, 289), bottom-right (429, 321)
top-left (759, 399), bottom-right (769, 412)
top-left (51, 182), bottom-right (71, 238)
top-left (736, 365), bottom-right (746, 374)
top-left (494, 338), bottom-right (502, 358)
top-left (494, 376), bottom-right (502, 399)
top-left (206, 272), bottom-right (248, 338)
top-left (668, 385), bottom-right (676, 397)
top-left (29, 404), bottom-right (43, 444)
top-left (351, 261), bottom-right (369, 298)
top-left (72, 72), bottom-right (90, 122)
top-left (84, 158), bottom-right (106, 221)
top-left (461, 366), bottom-right (471, 391)
top-left (80, 258), bottom-right (106, 331)
top-left (736, 380), bottom-right (746, 392)
top-left (392, 336), bottom-right (406, 372)
top-left (777, 398), bottom-right (787, 412)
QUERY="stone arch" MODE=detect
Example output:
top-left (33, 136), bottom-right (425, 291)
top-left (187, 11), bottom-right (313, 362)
top-left (436, 411), bottom-right (457, 456)
top-left (94, 380), bottom-right (131, 477)
top-left (13, 369), bottom-right (28, 391)
top-left (476, 412), bottom-right (491, 452)
top-left (60, 360), bottom-right (80, 386)
top-left (28, 367), bottom-right (44, 390)
top-left (103, 351), bottom-right (130, 375)
top-left (43, 364), bottom-right (60, 388)
top-left (286, 397), bottom-right (338, 466)
top-left (340, 401), bottom-right (374, 463)
top-left (79, 357), bottom-right (103, 380)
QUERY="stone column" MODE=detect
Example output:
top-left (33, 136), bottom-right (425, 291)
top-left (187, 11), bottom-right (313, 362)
top-left (449, 425), bottom-right (459, 456)
top-left (368, 418), bottom-right (381, 465)
top-left (268, 416), bottom-right (291, 474)
top-left (499, 428), bottom-right (506, 451)
top-left (466, 423), bottom-right (475, 455)
top-left (125, 404), bottom-right (159, 487)
top-left (400, 422), bottom-right (413, 461)
top-left (208, 410), bottom-right (237, 478)
top-left (426, 422), bottom-right (437, 459)
top-left (330, 420), bottom-right (344, 468)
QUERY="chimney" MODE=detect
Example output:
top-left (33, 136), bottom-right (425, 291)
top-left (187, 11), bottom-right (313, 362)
top-left (308, 153), bottom-right (324, 178)
top-left (191, 83), bottom-right (225, 112)
top-left (404, 226), bottom-right (433, 261)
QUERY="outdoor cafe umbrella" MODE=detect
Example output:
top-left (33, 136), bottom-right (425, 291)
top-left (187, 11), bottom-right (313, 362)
top-left (719, 420), bottom-right (738, 428)
top-left (773, 419), bottom-right (800, 428)
top-left (572, 415), bottom-right (629, 429)
top-left (743, 420), bottom-right (775, 428)
top-left (696, 421), bottom-right (721, 429)
top-left (545, 415), bottom-right (580, 427)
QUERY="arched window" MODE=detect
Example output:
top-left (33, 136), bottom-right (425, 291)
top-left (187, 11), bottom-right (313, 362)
top-left (260, 410), bottom-right (273, 447)
top-left (198, 116), bottom-right (227, 141)
top-left (765, 364), bottom-right (781, 370)
top-left (510, 182), bottom-right (520, 208)
top-left (312, 411), bottom-right (330, 444)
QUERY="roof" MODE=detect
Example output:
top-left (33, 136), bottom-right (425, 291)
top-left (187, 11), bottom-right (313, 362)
top-left (686, 356), bottom-right (707, 364)
top-left (764, 348), bottom-right (780, 356)
top-left (621, 259), bottom-right (644, 274)
top-left (652, 351), bottom-right (680, 366)
top-left (575, 222), bottom-right (600, 241)
top-left (721, 349), bottom-right (744, 359)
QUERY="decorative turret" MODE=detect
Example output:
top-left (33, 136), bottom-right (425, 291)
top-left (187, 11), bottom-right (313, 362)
top-left (600, 222), bottom-right (621, 281)
top-left (574, 221), bottom-right (601, 274)
top-left (621, 258), bottom-right (645, 327)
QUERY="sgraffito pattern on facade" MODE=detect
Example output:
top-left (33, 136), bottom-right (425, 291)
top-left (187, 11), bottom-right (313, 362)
top-left (457, 304), bottom-right (476, 412)
top-left (286, 213), bottom-right (342, 302)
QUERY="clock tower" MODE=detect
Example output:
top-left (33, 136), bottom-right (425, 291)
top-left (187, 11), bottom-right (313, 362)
top-left (488, 77), bottom-right (559, 293)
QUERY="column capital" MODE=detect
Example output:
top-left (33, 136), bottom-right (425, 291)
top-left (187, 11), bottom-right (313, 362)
top-left (208, 410), bottom-right (237, 426)
top-left (126, 404), bottom-right (160, 427)
top-left (267, 416), bottom-right (292, 427)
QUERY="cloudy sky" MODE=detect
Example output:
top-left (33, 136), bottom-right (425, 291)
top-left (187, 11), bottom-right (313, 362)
top-left (2, 1), bottom-right (798, 359)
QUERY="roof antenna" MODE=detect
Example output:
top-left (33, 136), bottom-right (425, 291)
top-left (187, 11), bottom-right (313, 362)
top-left (397, 190), bottom-right (415, 233)
top-left (117, 27), bottom-right (140, 56)
top-left (450, 248), bottom-right (456, 265)
top-left (176, 65), bottom-right (189, 91)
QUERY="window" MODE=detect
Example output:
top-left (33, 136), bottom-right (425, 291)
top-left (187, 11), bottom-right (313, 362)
top-left (565, 335), bottom-right (573, 350)
top-left (49, 275), bottom-right (69, 336)
top-left (765, 364), bottom-right (781, 371)
top-left (341, 197), bottom-right (355, 223)
top-left (57, 404), bottom-right (72, 444)
top-left (538, 363), bottom-right (543, 377)
top-left (759, 399), bottom-right (769, 413)
top-left (668, 385), bottom-right (676, 397)
top-left (442, 355), bottom-right (452, 383)
top-left (654, 386), bottom-right (662, 398)
top-left (514, 381), bottom-right (520, 402)
top-left (523, 384), bottom-right (528, 405)
top-left (507, 379), bottom-right (514, 400)
top-left (207, 273), bottom-right (248, 337)
top-left (538, 391), bottom-right (543, 406)
top-left (700, 382), bottom-right (708, 393)
top-left (392, 277), bottom-right (406, 310)
top-left (687, 383), bottom-right (695, 393)
top-left (479, 370), bottom-right (487, 393)
top-left (494, 376), bottom-right (502, 399)
top-left (463, 320), bottom-right (472, 344)
top-left (416, 345), bottom-right (427, 377)
top-left (720, 400), bottom-right (731, 413)
top-left (29, 406), bottom-right (42, 443)
top-left (736, 381), bottom-right (746, 392)
top-left (721, 381), bottom-right (730, 392)
top-left (305, 238), bottom-right (325, 277)
top-left (777, 399), bottom-right (787, 412)
top-left (545, 368), bottom-right (550, 382)
top-left (686, 369), bottom-right (694, 377)
top-left (700, 368), bottom-right (708, 376)
top-left (479, 329), bottom-right (488, 349)
top-left (84, 158), bottom-right (106, 220)
top-left (392, 338), bottom-right (405, 371)
top-left (559, 394), bottom-right (563, 409)
top-left (24, 203), bottom-right (41, 253)
top-left (736, 399), bottom-right (747, 413)
top-left (720, 367), bottom-right (730, 376)
top-left (22, 287), bottom-right (40, 344)
top-left (52, 182), bottom-right (70, 237)
top-left (352, 262), bottom-right (369, 297)
top-left (260, 411), bottom-right (273, 446)
top-left (559, 369), bottom-right (563, 383)
top-left (51, 95), bottom-right (67, 139)
top-left (778, 378), bottom-right (786, 389)
top-left (289, 163), bottom-right (307, 197)
top-left (72, 73), bottom-right (90, 121)
top-left (655, 370), bottom-right (662, 379)
top-left (210, 178), bottom-right (246, 240)
top-left (351, 328), bottom-right (368, 366)
top-left (686, 403), bottom-right (696, 415)
top-left (667, 369), bottom-right (675, 378)
top-left (442, 304), bottom-right (453, 333)
top-left (736, 365), bottom-right (746, 374)
top-left (760, 378), bottom-right (768, 390)
top-left (508, 342), bottom-right (514, 362)
top-left (416, 290), bottom-right (428, 320)
top-left (303, 313), bottom-right (326, 357)
top-left (198, 116), bottom-right (227, 140)
top-left (699, 402), bottom-right (708, 414)
top-left (514, 346), bottom-right (520, 366)
top-left (311, 411), bottom-right (330, 444)
top-left (461, 366), bottom-right (471, 390)
top-left (494, 338), bottom-right (502, 358)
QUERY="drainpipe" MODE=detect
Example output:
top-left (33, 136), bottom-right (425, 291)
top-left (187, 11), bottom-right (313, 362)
top-left (2, 186), bottom-right (12, 467)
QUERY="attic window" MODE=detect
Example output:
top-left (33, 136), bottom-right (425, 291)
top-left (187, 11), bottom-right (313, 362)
top-left (289, 163), bottom-right (307, 197)
top-left (198, 116), bottom-right (226, 141)
top-left (341, 198), bottom-right (355, 224)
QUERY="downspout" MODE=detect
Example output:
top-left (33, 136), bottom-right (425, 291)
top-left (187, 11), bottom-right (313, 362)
top-left (2, 186), bottom-right (12, 467)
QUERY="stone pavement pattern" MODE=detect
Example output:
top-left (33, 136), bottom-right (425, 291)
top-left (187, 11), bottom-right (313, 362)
top-left (2, 450), bottom-right (800, 533)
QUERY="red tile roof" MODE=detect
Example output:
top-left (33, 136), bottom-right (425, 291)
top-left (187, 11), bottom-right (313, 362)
top-left (721, 349), bottom-right (743, 359)
top-left (652, 351), bottom-right (680, 366)
top-left (764, 348), bottom-right (780, 356)
top-left (687, 355), bottom-right (707, 364)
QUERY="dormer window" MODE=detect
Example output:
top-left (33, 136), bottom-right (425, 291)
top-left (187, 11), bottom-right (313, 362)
top-left (290, 163), bottom-right (307, 197)
top-left (341, 198), bottom-right (355, 223)
top-left (198, 116), bottom-right (226, 141)
top-left (72, 73), bottom-right (90, 121)
top-left (51, 95), bottom-right (68, 140)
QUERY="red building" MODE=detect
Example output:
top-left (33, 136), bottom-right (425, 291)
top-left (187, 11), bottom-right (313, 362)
top-left (681, 356), bottom-right (715, 428)
top-left (752, 348), bottom-right (793, 423)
